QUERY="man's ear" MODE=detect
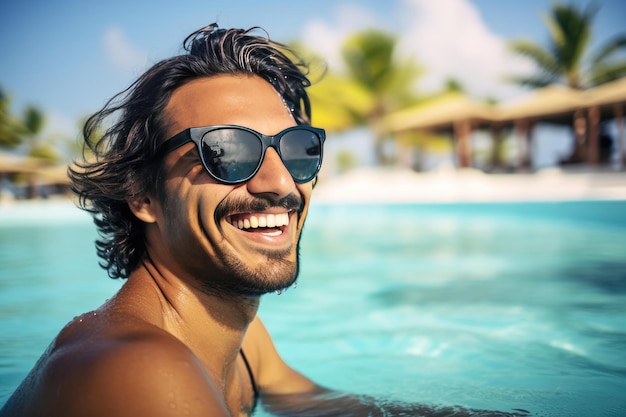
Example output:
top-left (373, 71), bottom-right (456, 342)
top-left (128, 195), bottom-right (158, 224)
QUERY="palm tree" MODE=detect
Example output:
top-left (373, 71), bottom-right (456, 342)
top-left (509, 2), bottom-right (626, 89)
top-left (508, 2), bottom-right (626, 164)
top-left (0, 87), bottom-right (22, 149)
top-left (308, 29), bottom-right (422, 166)
top-left (0, 88), bottom-right (57, 161)
top-left (21, 106), bottom-right (58, 161)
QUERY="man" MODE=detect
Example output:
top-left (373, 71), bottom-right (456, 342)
top-left (1, 25), bottom-right (527, 417)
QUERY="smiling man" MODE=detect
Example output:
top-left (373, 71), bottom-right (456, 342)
top-left (0, 24), bottom-right (326, 417)
top-left (1, 24), bottom-right (530, 417)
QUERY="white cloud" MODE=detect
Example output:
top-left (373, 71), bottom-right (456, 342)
top-left (103, 26), bottom-right (149, 73)
top-left (397, 0), bottom-right (534, 100)
top-left (301, 0), bottom-right (536, 101)
top-left (301, 3), bottom-right (379, 70)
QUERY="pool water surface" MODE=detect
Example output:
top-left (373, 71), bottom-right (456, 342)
top-left (1, 200), bottom-right (625, 416)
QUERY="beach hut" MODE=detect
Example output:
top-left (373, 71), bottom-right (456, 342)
top-left (381, 93), bottom-right (497, 168)
top-left (383, 77), bottom-right (626, 171)
top-left (494, 86), bottom-right (586, 167)
top-left (583, 77), bottom-right (626, 167)
top-left (0, 151), bottom-right (69, 199)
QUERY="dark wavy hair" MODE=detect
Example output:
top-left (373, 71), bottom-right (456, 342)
top-left (68, 24), bottom-right (313, 279)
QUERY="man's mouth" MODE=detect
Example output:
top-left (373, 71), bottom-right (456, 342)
top-left (227, 212), bottom-right (291, 234)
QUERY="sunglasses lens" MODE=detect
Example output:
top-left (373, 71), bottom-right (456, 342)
top-left (280, 129), bottom-right (322, 183)
top-left (201, 129), bottom-right (262, 183)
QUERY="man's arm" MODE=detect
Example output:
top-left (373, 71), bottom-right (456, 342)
top-left (244, 317), bottom-right (530, 417)
top-left (241, 315), bottom-right (318, 395)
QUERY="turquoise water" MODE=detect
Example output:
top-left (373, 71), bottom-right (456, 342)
top-left (1, 200), bottom-right (625, 416)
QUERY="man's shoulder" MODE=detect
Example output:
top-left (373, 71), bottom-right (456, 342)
top-left (34, 311), bottom-right (228, 416)
top-left (51, 310), bottom-right (190, 366)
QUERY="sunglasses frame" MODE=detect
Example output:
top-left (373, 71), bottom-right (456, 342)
top-left (158, 124), bottom-right (326, 184)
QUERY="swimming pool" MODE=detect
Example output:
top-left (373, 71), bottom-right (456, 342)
top-left (1, 200), bottom-right (625, 416)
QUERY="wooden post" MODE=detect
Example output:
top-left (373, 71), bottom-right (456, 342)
top-left (454, 120), bottom-right (472, 168)
top-left (573, 109), bottom-right (587, 163)
top-left (616, 104), bottom-right (625, 170)
top-left (587, 106), bottom-right (600, 166)
top-left (490, 125), bottom-right (504, 172)
top-left (514, 119), bottom-right (532, 171)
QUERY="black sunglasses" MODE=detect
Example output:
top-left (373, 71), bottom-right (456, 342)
top-left (158, 125), bottom-right (326, 184)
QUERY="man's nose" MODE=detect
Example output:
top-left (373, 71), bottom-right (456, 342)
top-left (245, 147), bottom-right (296, 198)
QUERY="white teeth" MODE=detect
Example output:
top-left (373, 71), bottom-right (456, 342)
top-left (266, 214), bottom-right (276, 228)
top-left (233, 213), bottom-right (290, 230)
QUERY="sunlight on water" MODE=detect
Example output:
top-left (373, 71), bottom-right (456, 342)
top-left (1, 200), bottom-right (625, 416)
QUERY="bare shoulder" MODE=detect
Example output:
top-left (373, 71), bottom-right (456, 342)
top-left (242, 316), bottom-right (316, 395)
top-left (3, 312), bottom-right (229, 417)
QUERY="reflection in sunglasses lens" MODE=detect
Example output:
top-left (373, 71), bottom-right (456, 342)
top-left (203, 130), bottom-right (262, 182)
top-left (200, 127), bottom-right (321, 183)
top-left (281, 131), bottom-right (321, 182)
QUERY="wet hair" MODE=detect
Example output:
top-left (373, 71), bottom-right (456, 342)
top-left (68, 24), bottom-right (313, 279)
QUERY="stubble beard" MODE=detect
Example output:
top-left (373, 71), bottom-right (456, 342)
top-left (203, 193), bottom-right (306, 298)
top-left (200, 241), bottom-right (301, 298)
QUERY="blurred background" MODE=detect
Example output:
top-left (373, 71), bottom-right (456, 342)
top-left (1, 0), bottom-right (626, 201)
top-left (2, 2), bottom-right (626, 414)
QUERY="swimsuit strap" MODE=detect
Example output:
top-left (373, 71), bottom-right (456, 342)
top-left (239, 349), bottom-right (259, 404)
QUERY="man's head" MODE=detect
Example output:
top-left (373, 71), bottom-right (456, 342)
top-left (70, 24), bottom-right (321, 294)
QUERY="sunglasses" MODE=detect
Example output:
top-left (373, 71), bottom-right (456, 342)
top-left (158, 125), bottom-right (326, 184)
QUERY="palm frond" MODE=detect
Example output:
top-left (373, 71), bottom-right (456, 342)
top-left (590, 34), bottom-right (626, 65)
top-left (505, 74), bottom-right (558, 89)
top-left (551, 3), bottom-right (596, 72)
top-left (587, 61), bottom-right (626, 87)
top-left (509, 40), bottom-right (560, 74)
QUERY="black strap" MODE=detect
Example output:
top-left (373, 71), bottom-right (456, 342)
top-left (239, 349), bottom-right (260, 403)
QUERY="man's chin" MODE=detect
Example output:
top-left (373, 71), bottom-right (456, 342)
top-left (245, 262), bottom-right (299, 296)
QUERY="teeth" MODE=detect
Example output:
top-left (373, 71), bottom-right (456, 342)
top-left (232, 213), bottom-right (290, 230)
top-left (266, 214), bottom-right (276, 228)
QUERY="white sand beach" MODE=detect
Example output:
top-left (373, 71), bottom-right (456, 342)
top-left (313, 167), bottom-right (626, 204)
top-left (1, 167), bottom-right (625, 213)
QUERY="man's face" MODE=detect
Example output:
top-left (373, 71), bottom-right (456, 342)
top-left (148, 74), bottom-right (313, 297)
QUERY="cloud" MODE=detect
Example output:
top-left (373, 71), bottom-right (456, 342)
top-left (103, 26), bottom-right (149, 73)
top-left (397, 0), bottom-right (534, 99)
top-left (301, 0), bottom-right (535, 101)
top-left (301, 3), bottom-right (379, 70)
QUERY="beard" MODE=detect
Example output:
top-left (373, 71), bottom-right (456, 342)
top-left (197, 192), bottom-right (305, 298)
top-left (200, 243), bottom-right (301, 298)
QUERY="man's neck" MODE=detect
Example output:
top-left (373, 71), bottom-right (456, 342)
top-left (112, 261), bottom-right (260, 379)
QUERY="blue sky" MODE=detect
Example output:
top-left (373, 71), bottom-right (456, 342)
top-left (1, 0), bottom-right (625, 138)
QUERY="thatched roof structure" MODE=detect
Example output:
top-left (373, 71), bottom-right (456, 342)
top-left (0, 151), bottom-right (69, 186)
top-left (382, 77), bottom-right (626, 168)
top-left (382, 93), bottom-right (496, 132)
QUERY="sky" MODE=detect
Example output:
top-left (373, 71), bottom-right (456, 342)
top-left (1, 0), bottom-right (625, 141)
